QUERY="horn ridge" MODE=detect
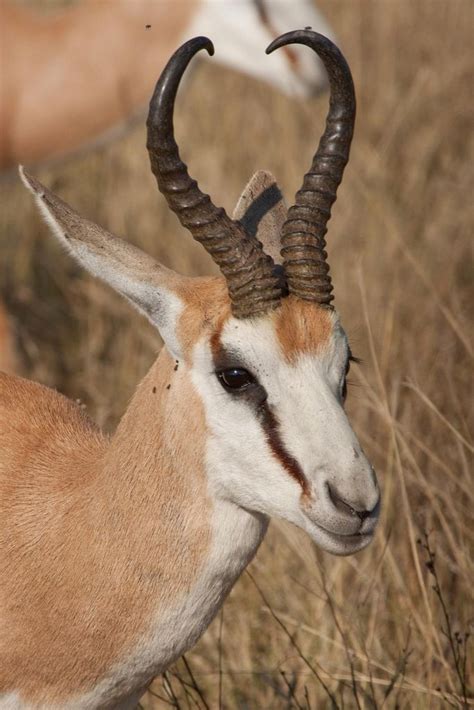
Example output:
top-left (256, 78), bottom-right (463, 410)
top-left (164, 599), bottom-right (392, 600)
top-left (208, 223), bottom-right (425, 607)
top-left (267, 30), bottom-right (356, 306)
top-left (147, 36), bottom-right (282, 319)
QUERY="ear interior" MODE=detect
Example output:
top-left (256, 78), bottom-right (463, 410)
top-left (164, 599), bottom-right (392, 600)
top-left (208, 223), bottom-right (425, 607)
top-left (233, 170), bottom-right (287, 264)
top-left (19, 167), bottom-right (187, 358)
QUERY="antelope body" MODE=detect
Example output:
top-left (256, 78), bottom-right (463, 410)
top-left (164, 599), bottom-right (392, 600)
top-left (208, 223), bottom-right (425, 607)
top-left (0, 0), bottom-right (333, 173)
top-left (0, 33), bottom-right (380, 709)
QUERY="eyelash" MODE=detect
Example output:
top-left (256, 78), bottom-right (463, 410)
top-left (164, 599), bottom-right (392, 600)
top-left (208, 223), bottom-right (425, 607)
top-left (342, 353), bottom-right (360, 402)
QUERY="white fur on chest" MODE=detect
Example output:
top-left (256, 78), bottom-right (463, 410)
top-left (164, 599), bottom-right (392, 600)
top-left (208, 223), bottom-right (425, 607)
top-left (70, 503), bottom-right (267, 709)
top-left (2, 505), bottom-right (266, 709)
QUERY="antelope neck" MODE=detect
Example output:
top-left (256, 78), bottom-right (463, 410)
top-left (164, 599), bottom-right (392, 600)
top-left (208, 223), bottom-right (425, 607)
top-left (4, 350), bottom-right (266, 708)
top-left (74, 349), bottom-right (266, 705)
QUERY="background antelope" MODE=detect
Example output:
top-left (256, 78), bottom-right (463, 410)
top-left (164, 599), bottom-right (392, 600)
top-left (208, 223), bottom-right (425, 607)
top-left (0, 32), bottom-right (381, 708)
top-left (0, 0), bottom-right (334, 174)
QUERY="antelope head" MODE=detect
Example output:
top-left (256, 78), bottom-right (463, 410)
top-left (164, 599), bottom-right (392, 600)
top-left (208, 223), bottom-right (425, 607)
top-left (21, 31), bottom-right (380, 556)
top-left (189, 0), bottom-right (335, 96)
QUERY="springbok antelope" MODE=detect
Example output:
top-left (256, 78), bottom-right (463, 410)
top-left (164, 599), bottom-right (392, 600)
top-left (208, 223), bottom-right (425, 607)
top-left (0, 31), bottom-right (380, 709)
top-left (0, 0), bottom-right (334, 173)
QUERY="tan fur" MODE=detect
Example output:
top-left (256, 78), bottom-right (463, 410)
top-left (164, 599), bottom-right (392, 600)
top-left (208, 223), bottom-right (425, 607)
top-left (0, 352), bottom-right (211, 704)
top-left (274, 296), bottom-right (334, 362)
top-left (176, 277), bottom-right (232, 362)
top-left (0, 0), bottom-right (198, 170)
top-left (177, 282), bottom-right (334, 365)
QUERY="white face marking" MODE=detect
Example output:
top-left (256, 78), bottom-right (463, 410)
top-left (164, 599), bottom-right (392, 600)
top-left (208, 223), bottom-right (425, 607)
top-left (186, 0), bottom-right (335, 97)
top-left (191, 312), bottom-right (380, 556)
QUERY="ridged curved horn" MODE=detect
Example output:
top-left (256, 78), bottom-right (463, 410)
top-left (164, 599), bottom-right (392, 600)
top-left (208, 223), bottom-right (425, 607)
top-left (266, 30), bottom-right (356, 306)
top-left (147, 36), bottom-right (282, 319)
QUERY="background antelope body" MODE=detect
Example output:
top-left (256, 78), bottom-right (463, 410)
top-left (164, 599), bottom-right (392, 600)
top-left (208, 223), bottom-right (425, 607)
top-left (0, 0), bottom-right (333, 175)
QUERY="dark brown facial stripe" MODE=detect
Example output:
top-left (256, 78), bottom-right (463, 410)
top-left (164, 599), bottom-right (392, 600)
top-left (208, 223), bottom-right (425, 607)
top-left (259, 403), bottom-right (309, 495)
top-left (211, 332), bottom-right (308, 494)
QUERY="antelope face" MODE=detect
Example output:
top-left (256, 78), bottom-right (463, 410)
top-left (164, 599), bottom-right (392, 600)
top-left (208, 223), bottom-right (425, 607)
top-left (190, 293), bottom-right (380, 556)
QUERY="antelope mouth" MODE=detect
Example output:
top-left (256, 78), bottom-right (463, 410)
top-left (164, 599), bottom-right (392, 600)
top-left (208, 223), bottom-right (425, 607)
top-left (302, 513), bottom-right (375, 556)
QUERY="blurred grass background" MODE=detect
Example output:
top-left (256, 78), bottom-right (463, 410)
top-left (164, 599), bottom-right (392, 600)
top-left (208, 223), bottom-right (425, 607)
top-left (1, 0), bottom-right (473, 707)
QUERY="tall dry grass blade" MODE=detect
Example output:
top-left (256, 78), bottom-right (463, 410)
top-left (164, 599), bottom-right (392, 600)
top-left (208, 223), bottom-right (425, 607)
top-left (404, 380), bottom-right (474, 453)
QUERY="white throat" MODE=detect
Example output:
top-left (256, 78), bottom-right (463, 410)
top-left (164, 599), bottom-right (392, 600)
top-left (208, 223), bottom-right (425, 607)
top-left (73, 501), bottom-right (267, 709)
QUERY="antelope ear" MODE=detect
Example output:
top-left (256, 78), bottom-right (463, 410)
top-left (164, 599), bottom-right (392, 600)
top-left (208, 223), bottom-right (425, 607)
top-left (20, 167), bottom-right (187, 358)
top-left (233, 170), bottom-right (286, 264)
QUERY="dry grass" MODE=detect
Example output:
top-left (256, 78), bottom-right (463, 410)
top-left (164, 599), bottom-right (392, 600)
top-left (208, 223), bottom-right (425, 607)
top-left (1, 0), bottom-right (473, 707)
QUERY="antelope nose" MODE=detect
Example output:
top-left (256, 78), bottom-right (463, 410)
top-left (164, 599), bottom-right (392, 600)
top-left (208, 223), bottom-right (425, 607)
top-left (327, 483), bottom-right (380, 522)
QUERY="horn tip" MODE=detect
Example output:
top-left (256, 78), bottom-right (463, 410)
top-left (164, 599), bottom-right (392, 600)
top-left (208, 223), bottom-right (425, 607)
top-left (194, 35), bottom-right (214, 57)
top-left (266, 28), bottom-right (326, 55)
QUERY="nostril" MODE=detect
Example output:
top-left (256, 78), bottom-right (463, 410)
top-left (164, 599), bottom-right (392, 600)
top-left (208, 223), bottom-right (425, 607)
top-left (327, 483), bottom-right (358, 518)
top-left (326, 483), bottom-right (380, 521)
top-left (356, 508), bottom-right (371, 523)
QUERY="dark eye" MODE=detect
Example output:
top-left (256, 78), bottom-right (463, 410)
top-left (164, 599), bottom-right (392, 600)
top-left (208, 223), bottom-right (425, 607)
top-left (217, 368), bottom-right (255, 391)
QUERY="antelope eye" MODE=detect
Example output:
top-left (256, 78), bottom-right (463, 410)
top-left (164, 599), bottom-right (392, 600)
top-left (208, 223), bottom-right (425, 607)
top-left (217, 368), bottom-right (255, 391)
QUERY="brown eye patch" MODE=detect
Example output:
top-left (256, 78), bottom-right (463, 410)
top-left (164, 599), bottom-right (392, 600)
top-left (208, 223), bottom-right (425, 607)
top-left (212, 340), bottom-right (268, 406)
